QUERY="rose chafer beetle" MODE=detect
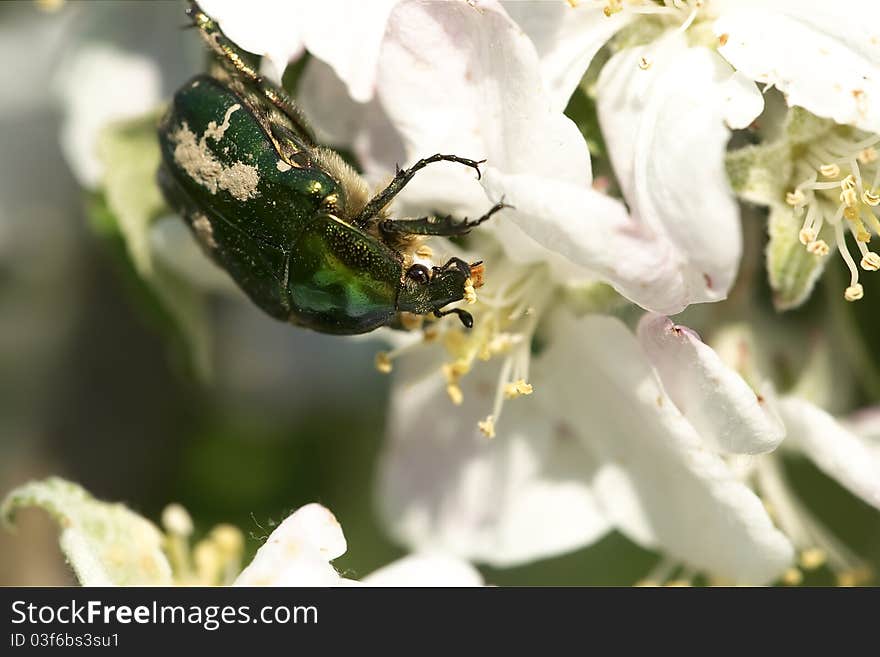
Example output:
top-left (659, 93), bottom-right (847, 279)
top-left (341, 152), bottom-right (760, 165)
top-left (157, 1), bottom-right (505, 335)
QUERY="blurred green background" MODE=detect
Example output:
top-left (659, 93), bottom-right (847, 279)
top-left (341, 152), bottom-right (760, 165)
top-left (1, 0), bottom-right (878, 587)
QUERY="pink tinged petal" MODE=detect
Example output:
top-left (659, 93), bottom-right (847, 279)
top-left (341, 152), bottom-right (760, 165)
top-left (777, 397), bottom-right (880, 511)
top-left (378, 349), bottom-right (610, 568)
top-left (233, 503), bottom-right (347, 586)
top-left (502, 0), bottom-right (633, 112)
top-left (482, 168), bottom-right (691, 314)
top-left (597, 37), bottom-right (752, 307)
top-left (363, 554), bottom-right (484, 587)
top-left (636, 314), bottom-right (785, 455)
top-left (537, 312), bottom-right (794, 584)
top-left (376, 0), bottom-right (589, 207)
top-left (715, 0), bottom-right (880, 133)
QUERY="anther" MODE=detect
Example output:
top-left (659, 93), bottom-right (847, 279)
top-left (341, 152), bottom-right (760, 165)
top-left (478, 415), bottom-right (496, 438)
top-left (845, 284), bottom-right (864, 301)
top-left (787, 189), bottom-right (806, 206)
top-left (807, 240), bottom-right (829, 256)
top-left (863, 189), bottom-right (880, 206)
top-left (799, 227), bottom-right (817, 245)
top-left (819, 163), bottom-right (841, 178)
top-left (375, 351), bottom-right (393, 374)
top-left (861, 252), bottom-right (880, 271)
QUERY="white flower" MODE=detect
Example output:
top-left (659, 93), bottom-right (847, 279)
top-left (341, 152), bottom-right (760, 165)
top-left (378, 309), bottom-right (793, 585)
top-left (56, 44), bottom-right (161, 188)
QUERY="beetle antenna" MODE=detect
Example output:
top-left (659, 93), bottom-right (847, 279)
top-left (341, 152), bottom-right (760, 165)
top-left (434, 308), bottom-right (474, 329)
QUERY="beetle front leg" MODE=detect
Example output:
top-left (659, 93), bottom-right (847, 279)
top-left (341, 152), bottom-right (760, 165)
top-left (379, 200), bottom-right (509, 238)
top-left (354, 154), bottom-right (485, 229)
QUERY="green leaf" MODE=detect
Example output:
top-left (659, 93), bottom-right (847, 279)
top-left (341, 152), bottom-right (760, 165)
top-left (766, 204), bottom-right (827, 311)
top-left (96, 111), bottom-right (213, 379)
top-left (725, 140), bottom-right (791, 207)
top-left (2, 477), bottom-right (172, 585)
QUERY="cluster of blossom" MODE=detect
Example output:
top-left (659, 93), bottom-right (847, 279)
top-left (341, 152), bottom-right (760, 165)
top-left (47, 0), bottom-right (880, 585)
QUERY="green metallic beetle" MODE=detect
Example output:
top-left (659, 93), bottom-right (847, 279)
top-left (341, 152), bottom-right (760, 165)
top-left (157, 1), bottom-right (505, 335)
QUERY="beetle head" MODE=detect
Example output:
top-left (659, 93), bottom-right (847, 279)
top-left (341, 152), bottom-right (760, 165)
top-left (397, 257), bottom-right (475, 327)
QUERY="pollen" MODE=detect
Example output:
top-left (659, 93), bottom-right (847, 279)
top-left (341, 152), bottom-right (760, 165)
top-left (782, 567), bottom-right (804, 586)
top-left (374, 351), bottom-right (393, 374)
top-left (446, 383), bottom-right (464, 406)
top-left (503, 379), bottom-right (534, 399)
top-left (786, 126), bottom-right (880, 301)
top-left (799, 548), bottom-right (827, 571)
top-left (478, 415), bottom-right (496, 439)
top-left (463, 278), bottom-right (477, 304)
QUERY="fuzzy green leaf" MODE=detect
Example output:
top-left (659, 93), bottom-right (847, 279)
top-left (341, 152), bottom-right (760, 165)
top-left (2, 477), bottom-right (172, 585)
top-left (766, 204), bottom-right (827, 310)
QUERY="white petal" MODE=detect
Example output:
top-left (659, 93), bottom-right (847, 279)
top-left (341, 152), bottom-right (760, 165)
top-left (378, 347), bottom-right (610, 568)
top-left (537, 311), bottom-right (794, 584)
top-left (715, 0), bottom-right (880, 133)
top-left (363, 554), bottom-right (484, 587)
top-left (301, 0), bottom-right (399, 103)
top-left (55, 45), bottom-right (161, 188)
top-left (482, 168), bottom-right (692, 314)
top-left (636, 314), bottom-right (785, 455)
top-left (777, 397), bottom-right (880, 511)
top-left (233, 503), bottom-right (347, 586)
top-left (198, 0), bottom-right (305, 81)
top-left (597, 36), bottom-right (752, 306)
top-left (376, 0), bottom-right (589, 205)
top-left (297, 58), bottom-right (405, 182)
top-left (201, 0), bottom-right (396, 99)
top-left (502, 0), bottom-right (632, 111)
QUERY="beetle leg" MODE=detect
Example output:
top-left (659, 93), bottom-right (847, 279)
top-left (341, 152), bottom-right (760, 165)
top-left (379, 200), bottom-right (510, 238)
top-left (434, 307), bottom-right (474, 329)
top-left (355, 154), bottom-right (486, 229)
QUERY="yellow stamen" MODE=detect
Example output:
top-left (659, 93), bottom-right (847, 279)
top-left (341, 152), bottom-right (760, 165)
top-left (782, 568), bottom-right (804, 586)
top-left (375, 351), bottom-right (392, 374)
top-left (478, 415), bottom-right (496, 438)
top-left (463, 277), bottom-right (477, 304)
top-left (446, 383), bottom-right (463, 406)
top-left (820, 163), bottom-right (841, 178)
top-left (799, 548), bottom-right (827, 571)
top-left (845, 284), bottom-right (864, 301)
top-left (861, 252), bottom-right (880, 271)
top-left (787, 189), bottom-right (806, 206)
top-left (807, 240), bottom-right (829, 256)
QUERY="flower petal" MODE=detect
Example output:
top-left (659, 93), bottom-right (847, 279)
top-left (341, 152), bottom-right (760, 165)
top-left (234, 503), bottom-right (346, 586)
top-left (597, 36), bottom-right (754, 306)
top-left (201, 0), bottom-right (396, 99)
top-left (377, 347), bottom-right (610, 568)
top-left (715, 0), bottom-right (880, 133)
top-left (297, 58), bottom-right (405, 182)
top-left (502, 0), bottom-right (632, 111)
top-left (636, 313), bottom-right (785, 455)
top-left (376, 0), bottom-right (589, 210)
top-left (482, 168), bottom-right (691, 314)
top-left (198, 0), bottom-right (305, 81)
top-left (56, 44), bottom-right (161, 188)
top-left (777, 397), bottom-right (880, 511)
top-left (363, 554), bottom-right (484, 587)
top-left (537, 311), bottom-right (794, 584)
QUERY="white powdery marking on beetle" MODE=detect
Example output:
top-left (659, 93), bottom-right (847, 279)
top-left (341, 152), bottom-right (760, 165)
top-left (203, 103), bottom-right (240, 142)
top-left (276, 159), bottom-right (292, 172)
top-left (170, 121), bottom-right (260, 202)
top-left (191, 213), bottom-right (217, 250)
